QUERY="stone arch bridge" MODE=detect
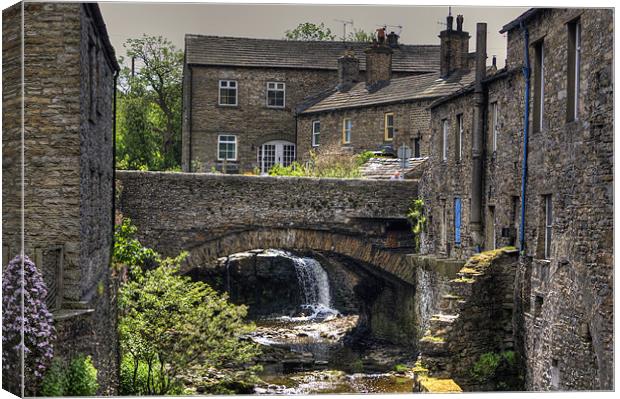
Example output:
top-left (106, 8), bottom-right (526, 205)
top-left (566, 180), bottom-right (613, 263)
top-left (116, 171), bottom-right (420, 284)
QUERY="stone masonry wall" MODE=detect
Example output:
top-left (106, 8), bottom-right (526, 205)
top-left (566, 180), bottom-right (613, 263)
top-left (506, 9), bottom-right (614, 391)
top-left (116, 171), bottom-right (418, 257)
top-left (185, 65), bottom-right (335, 173)
top-left (422, 8), bottom-right (613, 391)
top-left (297, 100), bottom-right (433, 162)
top-left (2, 3), bottom-right (118, 393)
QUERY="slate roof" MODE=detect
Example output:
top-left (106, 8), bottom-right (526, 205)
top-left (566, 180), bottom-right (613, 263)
top-left (298, 69), bottom-right (477, 115)
top-left (360, 157), bottom-right (428, 180)
top-left (185, 34), bottom-right (440, 73)
top-left (500, 8), bottom-right (542, 33)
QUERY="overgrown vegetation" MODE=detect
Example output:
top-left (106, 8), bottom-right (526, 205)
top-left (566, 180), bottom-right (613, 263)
top-left (267, 148), bottom-right (374, 178)
top-left (284, 22), bottom-right (374, 42)
top-left (40, 354), bottom-right (99, 396)
top-left (116, 35), bottom-right (183, 171)
top-left (470, 351), bottom-right (517, 388)
top-left (114, 219), bottom-right (261, 394)
top-left (2, 255), bottom-right (55, 395)
top-left (406, 198), bottom-right (427, 252)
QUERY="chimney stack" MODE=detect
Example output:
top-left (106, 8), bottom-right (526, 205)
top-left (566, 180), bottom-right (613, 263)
top-left (337, 49), bottom-right (360, 92)
top-left (364, 28), bottom-right (393, 90)
top-left (439, 13), bottom-right (470, 77)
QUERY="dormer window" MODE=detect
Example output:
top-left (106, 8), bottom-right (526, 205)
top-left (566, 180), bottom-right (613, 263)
top-left (267, 82), bottom-right (285, 108)
top-left (219, 80), bottom-right (237, 106)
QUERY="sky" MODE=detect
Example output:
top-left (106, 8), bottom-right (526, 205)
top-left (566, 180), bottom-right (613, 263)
top-left (99, 1), bottom-right (529, 68)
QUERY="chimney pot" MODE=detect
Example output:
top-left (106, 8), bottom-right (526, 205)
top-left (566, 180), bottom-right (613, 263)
top-left (447, 14), bottom-right (454, 31)
top-left (456, 15), bottom-right (464, 31)
top-left (387, 31), bottom-right (399, 48)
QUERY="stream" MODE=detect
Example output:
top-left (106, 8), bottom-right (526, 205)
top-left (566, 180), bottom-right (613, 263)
top-left (246, 250), bottom-right (417, 394)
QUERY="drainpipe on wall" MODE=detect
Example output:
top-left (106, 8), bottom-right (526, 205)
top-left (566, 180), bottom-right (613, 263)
top-left (112, 69), bottom-right (118, 245)
top-left (519, 22), bottom-right (531, 254)
top-left (470, 22), bottom-right (487, 252)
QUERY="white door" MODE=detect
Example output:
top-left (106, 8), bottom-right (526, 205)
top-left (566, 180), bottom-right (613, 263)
top-left (258, 140), bottom-right (296, 173)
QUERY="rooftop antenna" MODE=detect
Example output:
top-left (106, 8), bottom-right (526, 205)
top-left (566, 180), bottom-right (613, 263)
top-left (335, 19), bottom-right (354, 41)
top-left (436, 6), bottom-right (452, 28)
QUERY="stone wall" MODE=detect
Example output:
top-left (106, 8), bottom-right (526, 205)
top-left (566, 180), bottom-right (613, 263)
top-left (297, 99), bottom-right (433, 162)
top-left (116, 170), bottom-right (418, 254)
top-left (506, 9), bottom-right (614, 391)
top-left (183, 65), bottom-right (336, 172)
top-left (2, 3), bottom-right (118, 393)
top-left (422, 8), bottom-right (613, 391)
top-left (415, 249), bottom-right (520, 391)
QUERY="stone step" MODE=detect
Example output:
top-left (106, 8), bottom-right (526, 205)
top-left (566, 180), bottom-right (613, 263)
top-left (429, 314), bottom-right (458, 334)
top-left (439, 294), bottom-right (464, 312)
top-left (419, 336), bottom-right (448, 355)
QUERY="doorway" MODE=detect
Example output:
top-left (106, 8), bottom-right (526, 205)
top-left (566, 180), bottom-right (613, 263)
top-left (257, 140), bottom-right (296, 174)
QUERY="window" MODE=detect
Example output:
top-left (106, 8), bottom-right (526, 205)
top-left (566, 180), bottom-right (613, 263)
top-left (567, 20), bottom-right (581, 122)
top-left (454, 197), bottom-right (462, 246)
top-left (267, 82), bottom-right (285, 108)
top-left (455, 114), bottom-right (463, 162)
top-left (533, 41), bottom-right (544, 132)
top-left (544, 195), bottom-right (553, 259)
top-left (442, 119), bottom-right (449, 161)
top-left (491, 102), bottom-right (499, 152)
top-left (312, 121), bottom-right (320, 147)
top-left (384, 113), bottom-right (394, 141)
top-left (217, 135), bottom-right (237, 161)
top-left (342, 118), bottom-right (352, 144)
top-left (413, 137), bottom-right (421, 158)
top-left (219, 80), bottom-right (237, 106)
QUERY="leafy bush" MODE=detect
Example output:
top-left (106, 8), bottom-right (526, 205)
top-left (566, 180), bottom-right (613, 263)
top-left (40, 359), bottom-right (69, 396)
top-left (471, 351), bottom-right (516, 384)
top-left (393, 364), bottom-right (409, 373)
top-left (116, 219), bottom-right (261, 394)
top-left (40, 354), bottom-right (99, 396)
top-left (67, 354), bottom-right (99, 395)
top-left (406, 198), bottom-right (427, 252)
top-left (268, 147), bottom-right (371, 178)
top-left (113, 218), bottom-right (160, 271)
top-left (2, 255), bottom-right (55, 395)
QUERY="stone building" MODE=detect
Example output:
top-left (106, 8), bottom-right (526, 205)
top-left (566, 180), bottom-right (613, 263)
top-left (420, 8), bottom-right (613, 391)
top-left (181, 34), bottom-right (441, 173)
top-left (296, 16), bottom-right (481, 163)
top-left (2, 2), bottom-right (119, 393)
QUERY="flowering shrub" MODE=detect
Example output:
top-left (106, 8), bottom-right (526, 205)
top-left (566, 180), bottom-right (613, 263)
top-left (2, 255), bottom-right (56, 395)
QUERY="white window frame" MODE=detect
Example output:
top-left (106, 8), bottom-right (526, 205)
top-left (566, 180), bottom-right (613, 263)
top-left (312, 120), bottom-right (320, 147)
top-left (217, 134), bottom-right (237, 161)
top-left (442, 119), bottom-right (449, 161)
top-left (218, 80), bottom-right (238, 106)
top-left (342, 118), bottom-right (352, 144)
top-left (492, 102), bottom-right (499, 152)
top-left (573, 21), bottom-right (581, 121)
top-left (266, 81), bottom-right (286, 108)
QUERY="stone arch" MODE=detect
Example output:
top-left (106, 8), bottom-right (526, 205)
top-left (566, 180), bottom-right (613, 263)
top-left (182, 227), bottom-right (415, 285)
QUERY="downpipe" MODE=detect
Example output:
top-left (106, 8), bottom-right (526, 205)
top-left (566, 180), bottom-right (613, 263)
top-left (518, 22), bottom-right (531, 254)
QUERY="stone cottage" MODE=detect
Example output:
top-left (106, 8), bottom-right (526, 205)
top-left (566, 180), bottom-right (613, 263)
top-left (421, 8), bottom-right (613, 391)
top-left (2, 2), bottom-right (119, 394)
top-left (181, 34), bottom-right (441, 173)
top-left (296, 15), bottom-right (482, 163)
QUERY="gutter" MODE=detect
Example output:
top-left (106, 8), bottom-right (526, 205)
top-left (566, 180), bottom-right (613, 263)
top-left (518, 22), bottom-right (531, 254)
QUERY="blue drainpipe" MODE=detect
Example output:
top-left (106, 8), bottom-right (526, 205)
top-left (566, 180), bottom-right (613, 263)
top-left (519, 21), bottom-right (531, 254)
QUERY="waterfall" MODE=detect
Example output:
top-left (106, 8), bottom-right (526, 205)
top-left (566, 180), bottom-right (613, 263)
top-left (267, 249), bottom-right (340, 321)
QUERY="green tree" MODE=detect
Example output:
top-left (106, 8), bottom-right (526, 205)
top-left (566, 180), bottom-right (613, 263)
top-left (115, 220), bottom-right (261, 394)
top-left (116, 35), bottom-right (183, 170)
top-left (347, 28), bottom-right (374, 42)
top-left (285, 22), bottom-right (336, 41)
